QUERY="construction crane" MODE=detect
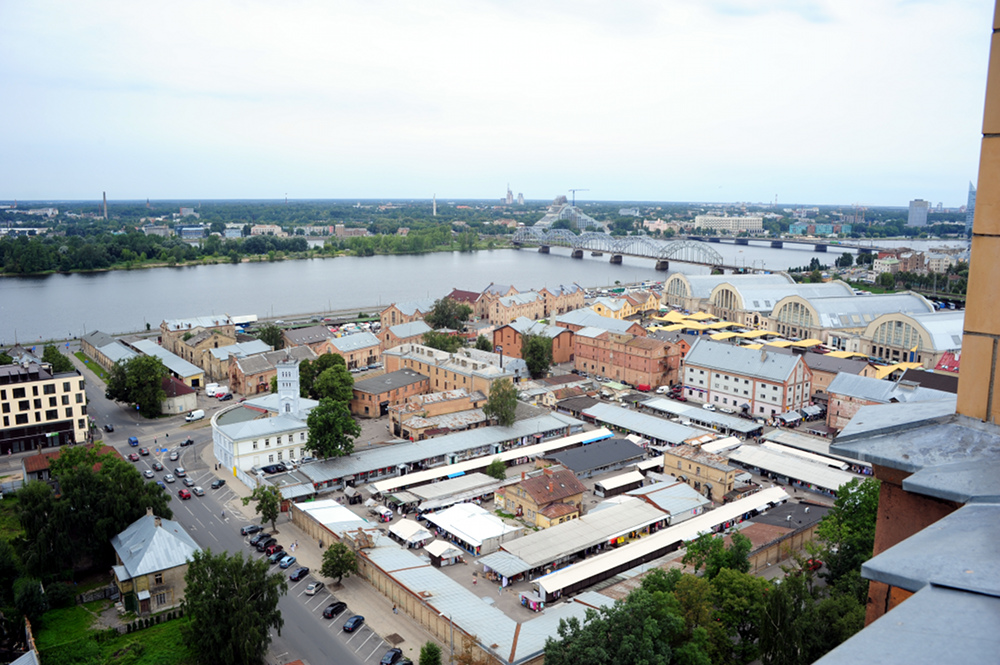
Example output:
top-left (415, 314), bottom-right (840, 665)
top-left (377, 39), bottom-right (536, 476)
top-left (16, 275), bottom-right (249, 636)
top-left (569, 189), bottom-right (589, 206)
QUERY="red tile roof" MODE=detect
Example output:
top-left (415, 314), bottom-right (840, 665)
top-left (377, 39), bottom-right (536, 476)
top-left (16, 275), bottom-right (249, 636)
top-left (519, 468), bottom-right (586, 505)
top-left (539, 502), bottom-right (578, 519)
top-left (162, 376), bottom-right (195, 398)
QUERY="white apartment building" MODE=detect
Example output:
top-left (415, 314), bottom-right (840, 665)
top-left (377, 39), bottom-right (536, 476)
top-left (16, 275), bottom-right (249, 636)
top-left (682, 339), bottom-right (812, 418)
top-left (693, 215), bottom-right (764, 234)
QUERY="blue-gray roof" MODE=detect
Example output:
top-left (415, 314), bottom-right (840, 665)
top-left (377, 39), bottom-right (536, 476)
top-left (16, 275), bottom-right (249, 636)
top-left (826, 373), bottom-right (955, 404)
top-left (388, 320), bottom-right (433, 339)
top-left (641, 397), bottom-right (762, 434)
top-left (216, 414), bottom-right (307, 441)
top-left (684, 337), bottom-right (801, 383)
top-left (130, 339), bottom-right (203, 378)
top-left (507, 316), bottom-right (568, 338)
top-left (111, 514), bottom-right (200, 579)
top-left (392, 298), bottom-right (437, 317)
top-left (543, 437), bottom-right (645, 474)
top-left (555, 308), bottom-right (639, 334)
top-left (582, 402), bottom-right (703, 444)
top-left (208, 339), bottom-right (272, 361)
top-left (626, 480), bottom-right (712, 516)
top-left (330, 331), bottom-right (379, 353)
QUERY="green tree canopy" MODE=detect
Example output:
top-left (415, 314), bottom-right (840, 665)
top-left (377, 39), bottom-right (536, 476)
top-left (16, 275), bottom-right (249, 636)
top-left (104, 355), bottom-right (168, 418)
top-left (183, 549), bottom-right (287, 665)
top-left (0, 351), bottom-right (13, 365)
top-left (877, 272), bottom-right (895, 289)
top-left (42, 345), bottom-right (75, 373)
top-left (475, 335), bottom-right (493, 352)
top-left (306, 398), bottom-right (361, 459)
top-left (299, 353), bottom-right (349, 400)
top-left (255, 323), bottom-right (284, 350)
top-left (681, 531), bottom-right (752, 580)
top-left (419, 641), bottom-right (443, 665)
top-left (485, 458), bottom-right (506, 481)
top-left (14, 577), bottom-right (48, 627)
top-left (242, 484), bottom-right (282, 532)
top-left (425, 297), bottom-right (473, 330)
top-left (522, 334), bottom-right (553, 379)
top-left (422, 330), bottom-right (465, 353)
top-left (816, 477), bottom-right (879, 600)
top-left (483, 378), bottom-right (517, 427)
top-left (314, 363), bottom-right (354, 403)
top-left (320, 541), bottom-right (358, 584)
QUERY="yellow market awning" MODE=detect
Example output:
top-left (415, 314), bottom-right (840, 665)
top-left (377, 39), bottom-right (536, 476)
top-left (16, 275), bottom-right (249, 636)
top-left (825, 350), bottom-right (869, 359)
top-left (686, 311), bottom-right (717, 321)
top-left (743, 343), bottom-right (764, 349)
top-left (788, 338), bottom-right (824, 348)
top-left (873, 362), bottom-right (923, 380)
top-left (652, 311), bottom-right (688, 323)
top-left (711, 332), bottom-right (741, 340)
top-left (765, 340), bottom-right (794, 348)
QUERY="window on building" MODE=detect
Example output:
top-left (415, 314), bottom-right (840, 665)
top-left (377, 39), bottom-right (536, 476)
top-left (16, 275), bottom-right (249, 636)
top-left (1, 403), bottom-right (8, 413)
top-left (44, 409), bottom-right (57, 420)
top-left (15, 414), bottom-right (28, 425)
top-left (43, 384), bottom-right (55, 395)
top-left (33, 399), bottom-right (42, 409)
top-left (12, 387), bottom-right (25, 399)
top-left (61, 395), bottom-right (69, 405)
top-left (277, 452), bottom-right (282, 461)
top-left (76, 393), bottom-right (83, 403)
top-left (252, 440), bottom-right (258, 450)
top-left (65, 408), bottom-right (73, 418)
top-left (268, 454), bottom-right (274, 463)
top-left (300, 433), bottom-right (306, 441)
top-left (48, 397), bottom-right (57, 407)
top-left (154, 573), bottom-right (163, 585)
top-left (32, 386), bottom-right (38, 396)
top-left (264, 438), bottom-right (270, 447)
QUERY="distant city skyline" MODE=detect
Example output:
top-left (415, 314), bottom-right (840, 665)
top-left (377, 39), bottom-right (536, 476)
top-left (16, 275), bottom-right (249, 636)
top-left (0, 1), bottom-right (991, 206)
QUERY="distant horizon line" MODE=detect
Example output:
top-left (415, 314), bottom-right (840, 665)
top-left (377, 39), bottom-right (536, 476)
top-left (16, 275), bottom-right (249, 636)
top-left (0, 197), bottom-right (927, 210)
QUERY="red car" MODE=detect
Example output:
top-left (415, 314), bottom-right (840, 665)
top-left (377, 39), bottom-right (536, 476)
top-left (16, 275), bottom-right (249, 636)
top-left (177, 489), bottom-right (192, 500)
top-left (806, 559), bottom-right (823, 572)
top-left (128, 452), bottom-right (140, 462)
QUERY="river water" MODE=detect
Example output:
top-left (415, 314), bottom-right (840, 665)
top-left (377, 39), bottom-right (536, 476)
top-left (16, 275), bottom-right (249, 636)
top-left (0, 239), bottom-right (968, 344)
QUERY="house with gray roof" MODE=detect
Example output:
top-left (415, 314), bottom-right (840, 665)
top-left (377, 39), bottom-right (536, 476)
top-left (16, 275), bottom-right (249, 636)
top-left (81, 329), bottom-right (139, 371)
top-left (555, 308), bottom-right (646, 335)
top-left (382, 320), bottom-right (433, 351)
top-left (542, 437), bottom-right (646, 478)
top-left (111, 509), bottom-right (201, 615)
top-left (826, 373), bottom-right (956, 431)
top-left (683, 338), bottom-right (813, 418)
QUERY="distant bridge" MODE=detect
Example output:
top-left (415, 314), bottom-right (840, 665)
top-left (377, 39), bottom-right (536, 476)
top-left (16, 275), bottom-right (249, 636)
top-left (683, 235), bottom-right (888, 254)
top-left (511, 228), bottom-right (754, 272)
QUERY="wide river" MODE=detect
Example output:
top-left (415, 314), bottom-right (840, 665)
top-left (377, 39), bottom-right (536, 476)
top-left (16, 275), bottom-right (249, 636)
top-left (0, 239), bottom-right (968, 344)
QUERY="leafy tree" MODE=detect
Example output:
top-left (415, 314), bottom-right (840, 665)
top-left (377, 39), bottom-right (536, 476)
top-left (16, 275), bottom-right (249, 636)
top-left (270, 375), bottom-right (278, 393)
top-left (242, 484), bottom-right (282, 533)
top-left (682, 531), bottom-right (752, 580)
top-left (300, 354), bottom-right (350, 400)
top-left (422, 330), bottom-right (465, 353)
top-left (475, 335), bottom-right (493, 352)
top-left (183, 549), bottom-right (287, 665)
top-left (320, 541), bottom-right (358, 584)
top-left (14, 577), bottom-right (48, 626)
top-left (816, 477), bottom-right (879, 599)
top-left (710, 568), bottom-right (770, 665)
top-left (306, 398), bottom-right (361, 459)
top-left (256, 323), bottom-right (284, 350)
top-left (485, 458), bottom-right (506, 481)
top-left (425, 297), bottom-right (472, 330)
top-left (42, 345), bottom-right (75, 373)
top-left (0, 539), bottom-right (21, 605)
top-left (420, 641), bottom-right (443, 665)
top-left (483, 378), bottom-right (517, 427)
top-left (809, 269), bottom-right (823, 283)
top-left (877, 272), bottom-right (895, 289)
top-left (522, 334), bottom-right (553, 379)
top-left (314, 363), bottom-right (354, 403)
top-left (0, 351), bottom-right (12, 365)
top-left (104, 355), bottom-right (168, 418)
top-left (835, 252), bottom-right (853, 268)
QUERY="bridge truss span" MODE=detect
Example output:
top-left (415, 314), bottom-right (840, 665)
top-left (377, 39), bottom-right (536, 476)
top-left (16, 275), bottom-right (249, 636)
top-left (511, 228), bottom-right (725, 266)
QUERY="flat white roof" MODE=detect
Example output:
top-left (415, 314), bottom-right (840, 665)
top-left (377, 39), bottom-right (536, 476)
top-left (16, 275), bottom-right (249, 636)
top-left (424, 539), bottom-right (463, 559)
top-left (389, 519), bottom-right (433, 544)
top-left (535, 487), bottom-right (790, 596)
top-left (761, 441), bottom-right (849, 470)
top-left (728, 445), bottom-right (859, 492)
top-left (422, 503), bottom-right (521, 547)
top-left (297, 499), bottom-right (372, 535)
top-left (595, 470), bottom-right (645, 491)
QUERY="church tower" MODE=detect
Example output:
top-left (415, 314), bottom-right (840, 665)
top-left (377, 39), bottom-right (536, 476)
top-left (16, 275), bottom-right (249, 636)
top-left (276, 352), bottom-right (301, 418)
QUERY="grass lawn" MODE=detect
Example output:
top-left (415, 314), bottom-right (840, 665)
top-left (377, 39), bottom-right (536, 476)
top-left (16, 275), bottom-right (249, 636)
top-left (74, 352), bottom-right (108, 382)
top-left (38, 608), bottom-right (198, 665)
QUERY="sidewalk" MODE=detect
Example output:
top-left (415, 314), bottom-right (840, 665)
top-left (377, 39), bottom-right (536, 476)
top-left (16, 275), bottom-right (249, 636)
top-left (198, 445), bottom-right (444, 662)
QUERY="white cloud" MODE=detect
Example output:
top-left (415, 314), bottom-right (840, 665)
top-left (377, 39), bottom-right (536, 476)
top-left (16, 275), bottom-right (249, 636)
top-left (0, 0), bottom-right (991, 204)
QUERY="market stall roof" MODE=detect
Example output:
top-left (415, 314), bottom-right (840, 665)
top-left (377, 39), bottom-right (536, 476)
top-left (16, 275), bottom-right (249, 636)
top-left (479, 550), bottom-right (532, 578)
top-left (389, 519), bottom-right (433, 545)
top-left (424, 539), bottom-right (464, 559)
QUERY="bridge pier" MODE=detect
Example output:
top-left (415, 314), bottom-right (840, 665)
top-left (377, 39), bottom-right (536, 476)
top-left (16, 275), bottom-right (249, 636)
top-left (708, 238), bottom-right (721, 243)
top-left (610, 255), bottom-right (623, 265)
top-left (711, 266), bottom-right (724, 275)
top-left (538, 245), bottom-right (550, 254)
top-left (571, 249), bottom-right (583, 259)
top-left (814, 244), bottom-right (827, 252)
top-left (655, 260), bottom-right (670, 271)
top-left (858, 247), bottom-right (873, 255)
top-left (771, 241), bottom-right (783, 248)
top-left (735, 238), bottom-right (749, 246)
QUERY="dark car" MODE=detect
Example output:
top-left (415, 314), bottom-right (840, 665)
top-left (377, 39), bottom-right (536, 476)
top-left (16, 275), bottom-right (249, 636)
top-left (152, 461), bottom-right (164, 471)
top-left (288, 566), bottom-right (309, 582)
top-left (156, 481), bottom-right (167, 491)
top-left (219, 393), bottom-right (234, 401)
top-left (343, 615), bottom-right (365, 632)
top-left (249, 532), bottom-right (272, 547)
top-left (177, 489), bottom-right (192, 500)
top-left (323, 601), bottom-right (347, 619)
top-left (256, 537), bottom-right (277, 552)
top-left (240, 524), bottom-right (262, 536)
top-left (261, 464), bottom-right (287, 474)
top-left (138, 447), bottom-right (150, 456)
top-left (128, 452), bottom-right (140, 462)
top-left (180, 437), bottom-right (195, 447)
top-left (267, 549), bottom-right (285, 564)
top-left (104, 424), bottom-right (114, 432)
top-left (211, 479), bottom-right (226, 489)
top-left (380, 648), bottom-right (403, 665)
top-left (128, 436), bottom-right (139, 447)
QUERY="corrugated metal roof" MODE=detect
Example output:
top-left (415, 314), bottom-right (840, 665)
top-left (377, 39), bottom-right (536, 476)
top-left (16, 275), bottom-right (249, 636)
top-left (728, 445), bottom-right (858, 492)
top-left (111, 514), bottom-right (201, 579)
top-left (555, 308), bottom-right (639, 334)
top-left (479, 550), bottom-right (532, 577)
top-left (544, 437), bottom-right (645, 474)
top-left (410, 473), bottom-right (499, 501)
top-left (130, 339), bottom-right (203, 378)
top-left (508, 316), bottom-right (568, 338)
top-left (297, 499), bottom-right (372, 535)
top-left (714, 281), bottom-right (854, 311)
top-left (388, 320), bottom-right (432, 339)
top-left (389, 519), bottom-right (433, 543)
top-left (98, 341), bottom-right (139, 364)
top-left (392, 298), bottom-right (437, 316)
top-left (640, 397), bottom-right (761, 434)
top-left (801, 293), bottom-right (935, 329)
top-left (676, 273), bottom-right (793, 300)
top-left (898, 310), bottom-right (965, 351)
top-left (423, 503), bottom-right (522, 547)
top-left (628, 481), bottom-right (712, 516)
top-left (208, 339), bottom-right (272, 360)
top-left (827, 373), bottom-right (955, 404)
top-left (216, 413), bottom-right (306, 440)
top-left (684, 337), bottom-right (801, 383)
top-left (594, 470), bottom-right (645, 491)
top-left (330, 331), bottom-right (380, 353)
top-left (582, 402), bottom-right (703, 444)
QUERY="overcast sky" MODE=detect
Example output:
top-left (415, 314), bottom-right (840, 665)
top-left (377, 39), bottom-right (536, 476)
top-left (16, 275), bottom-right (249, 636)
top-left (0, 0), bottom-right (992, 206)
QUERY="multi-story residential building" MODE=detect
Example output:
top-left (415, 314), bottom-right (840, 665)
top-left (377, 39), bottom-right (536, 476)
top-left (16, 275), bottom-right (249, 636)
top-left (1, 363), bottom-right (88, 454)
top-left (249, 224), bottom-right (285, 236)
top-left (694, 215), bottom-right (764, 234)
top-left (382, 344), bottom-right (518, 395)
top-left (539, 284), bottom-right (585, 317)
top-left (228, 346), bottom-right (316, 395)
top-left (493, 317), bottom-right (574, 364)
top-left (661, 444), bottom-right (737, 503)
top-left (555, 308), bottom-right (647, 336)
top-left (160, 316), bottom-right (235, 357)
top-left (897, 251), bottom-right (926, 273)
top-left (478, 283), bottom-right (519, 321)
top-left (204, 340), bottom-right (272, 381)
top-left (350, 369), bottom-right (430, 418)
top-left (388, 388), bottom-right (487, 439)
top-left (282, 325), bottom-right (334, 354)
top-left (381, 321), bottom-right (433, 352)
top-left (926, 253), bottom-right (957, 274)
top-left (502, 465), bottom-right (586, 528)
top-left (328, 332), bottom-right (381, 370)
top-left (489, 292), bottom-right (544, 326)
top-left (907, 199), bottom-right (929, 227)
top-left (873, 257), bottom-right (900, 275)
top-left (768, 347), bottom-right (874, 400)
top-left (573, 330), bottom-right (680, 388)
top-left (682, 338), bottom-right (813, 418)
top-left (444, 289), bottom-right (484, 317)
top-left (825, 373), bottom-right (955, 432)
top-left (379, 298), bottom-right (436, 330)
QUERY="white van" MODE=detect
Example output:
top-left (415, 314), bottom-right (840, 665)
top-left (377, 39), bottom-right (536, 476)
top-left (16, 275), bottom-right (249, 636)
top-left (205, 383), bottom-right (220, 397)
top-left (185, 409), bottom-right (206, 422)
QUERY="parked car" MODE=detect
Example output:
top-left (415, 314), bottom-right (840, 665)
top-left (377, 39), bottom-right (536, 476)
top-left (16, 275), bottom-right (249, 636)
top-left (174, 467), bottom-right (186, 477)
top-left (104, 424), bottom-right (115, 432)
top-left (278, 555), bottom-right (297, 569)
top-left (218, 393), bottom-right (233, 401)
top-left (177, 489), bottom-right (192, 500)
top-left (381, 648), bottom-right (403, 665)
top-left (655, 386), bottom-right (670, 394)
top-left (156, 481), bottom-right (166, 491)
top-left (183, 477), bottom-right (195, 487)
top-left (164, 474), bottom-right (176, 483)
top-left (180, 437), bottom-right (195, 447)
top-left (152, 461), bottom-right (164, 471)
top-left (343, 615), bottom-right (365, 632)
top-left (261, 464), bottom-right (287, 474)
top-left (288, 566), bottom-right (309, 582)
top-left (169, 451), bottom-right (179, 461)
top-left (240, 524), bottom-right (263, 536)
top-left (138, 447), bottom-right (150, 456)
top-left (249, 533), bottom-right (272, 547)
top-left (211, 479), bottom-right (226, 489)
top-left (672, 394), bottom-right (688, 402)
top-left (806, 558), bottom-right (824, 572)
top-left (306, 581), bottom-right (325, 596)
top-left (143, 469), bottom-right (154, 479)
top-left (267, 550), bottom-right (286, 564)
top-left (128, 436), bottom-right (139, 447)
top-left (128, 453), bottom-right (140, 462)
top-left (702, 403), bottom-right (716, 411)
top-left (191, 486), bottom-right (205, 496)
top-left (255, 537), bottom-right (277, 552)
